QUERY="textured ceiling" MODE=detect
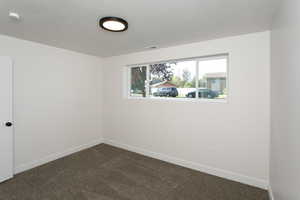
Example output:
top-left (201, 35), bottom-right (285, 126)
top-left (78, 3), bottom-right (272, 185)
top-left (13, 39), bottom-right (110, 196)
top-left (0, 0), bottom-right (277, 57)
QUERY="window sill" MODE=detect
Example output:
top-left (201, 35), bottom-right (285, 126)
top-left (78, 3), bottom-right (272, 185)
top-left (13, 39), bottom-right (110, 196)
top-left (127, 96), bottom-right (228, 103)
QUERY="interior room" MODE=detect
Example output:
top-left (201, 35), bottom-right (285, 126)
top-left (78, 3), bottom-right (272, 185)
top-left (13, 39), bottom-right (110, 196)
top-left (0, 0), bottom-right (298, 199)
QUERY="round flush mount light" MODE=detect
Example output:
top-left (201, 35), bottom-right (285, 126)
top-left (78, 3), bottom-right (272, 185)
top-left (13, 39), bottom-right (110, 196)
top-left (99, 17), bottom-right (128, 32)
top-left (9, 12), bottom-right (21, 20)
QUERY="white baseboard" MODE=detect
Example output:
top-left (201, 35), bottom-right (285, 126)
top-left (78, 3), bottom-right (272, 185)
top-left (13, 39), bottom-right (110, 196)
top-left (14, 138), bottom-right (103, 174)
top-left (268, 186), bottom-right (274, 200)
top-left (103, 139), bottom-right (269, 190)
top-left (0, 175), bottom-right (13, 183)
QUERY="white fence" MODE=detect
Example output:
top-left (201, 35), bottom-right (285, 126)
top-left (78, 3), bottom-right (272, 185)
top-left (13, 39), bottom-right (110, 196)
top-left (177, 88), bottom-right (196, 96)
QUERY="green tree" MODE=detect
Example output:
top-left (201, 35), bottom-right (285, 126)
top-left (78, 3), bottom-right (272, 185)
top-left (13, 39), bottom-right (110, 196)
top-left (132, 63), bottom-right (175, 97)
top-left (182, 69), bottom-right (191, 82)
top-left (170, 76), bottom-right (183, 87)
top-left (150, 63), bottom-right (174, 82)
top-left (131, 66), bottom-right (147, 96)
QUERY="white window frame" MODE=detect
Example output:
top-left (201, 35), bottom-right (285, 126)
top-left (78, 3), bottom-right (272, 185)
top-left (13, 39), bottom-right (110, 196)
top-left (126, 54), bottom-right (229, 103)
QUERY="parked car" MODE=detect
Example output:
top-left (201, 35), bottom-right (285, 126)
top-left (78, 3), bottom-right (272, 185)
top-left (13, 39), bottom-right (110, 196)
top-left (186, 88), bottom-right (218, 98)
top-left (153, 87), bottom-right (178, 97)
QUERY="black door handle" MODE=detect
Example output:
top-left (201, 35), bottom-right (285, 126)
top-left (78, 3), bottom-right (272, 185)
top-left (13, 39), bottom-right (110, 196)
top-left (5, 122), bottom-right (13, 127)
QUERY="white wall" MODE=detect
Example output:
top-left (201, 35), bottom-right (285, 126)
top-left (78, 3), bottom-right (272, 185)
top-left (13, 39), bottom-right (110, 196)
top-left (0, 35), bottom-right (103, 173)
top-left (0, 30), bottom-right (271, 190)
top-left (102, 31), bottom-right (270, 189)
top-left (270, 1), bottom-right (300, 199)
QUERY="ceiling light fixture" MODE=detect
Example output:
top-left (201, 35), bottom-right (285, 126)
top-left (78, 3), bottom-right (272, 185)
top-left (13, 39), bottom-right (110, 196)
top-left (99, 17), bottom-right (128, 32)
top-left (9, 12), bottom-right (20, 20)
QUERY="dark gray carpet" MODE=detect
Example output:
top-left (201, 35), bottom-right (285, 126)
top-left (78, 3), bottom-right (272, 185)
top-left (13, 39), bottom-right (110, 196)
top-left (0, 144), bottom-right (269, 200)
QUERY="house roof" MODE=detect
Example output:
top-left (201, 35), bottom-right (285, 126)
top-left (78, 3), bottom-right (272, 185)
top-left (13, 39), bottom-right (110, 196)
top-left (151, 81), bottom-right (177, 88)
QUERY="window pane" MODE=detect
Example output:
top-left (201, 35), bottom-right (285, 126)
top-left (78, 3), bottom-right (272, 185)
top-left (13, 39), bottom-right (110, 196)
top-left (198, 58), bottom-right (227, 99)
top-left (149, 61), bottom-right (196, 98)
top-left (130, 66), bottom-right (147, 97)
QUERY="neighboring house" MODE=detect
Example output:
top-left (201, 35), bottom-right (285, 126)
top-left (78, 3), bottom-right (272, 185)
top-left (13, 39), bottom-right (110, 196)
top-left (151, 81), bottom-right (177, 88)
top-left (204, 72), bottom-right (226, 94)
top-left (150, 81), bottom-right (177, 94)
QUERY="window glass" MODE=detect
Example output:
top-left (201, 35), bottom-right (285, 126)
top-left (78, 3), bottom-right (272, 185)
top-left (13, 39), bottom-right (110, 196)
top-left (128, 55), bottom-right (228, 101)
top-left (198, 58), bottom-right (227, 99)
top-left (149, 61), bottom-right (196, 98)
top-left (130, 66), bottom-right (147, 97)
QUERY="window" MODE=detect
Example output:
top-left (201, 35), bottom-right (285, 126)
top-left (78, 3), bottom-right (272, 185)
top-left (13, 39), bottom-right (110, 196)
top-left (197, 57), bottom-right (227, 99)
top-left (128, 55), bottom-right (228, 101)
top-left (149, 60), bottom-right (196, 98)
top-left (129, 66), bottom-right (147, 97)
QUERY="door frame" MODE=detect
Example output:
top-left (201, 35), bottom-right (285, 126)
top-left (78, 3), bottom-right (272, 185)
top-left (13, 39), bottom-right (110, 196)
top-left (11, 57), bottom-right (15, 176)
top-left (0, 56), bottom-right (15, 182)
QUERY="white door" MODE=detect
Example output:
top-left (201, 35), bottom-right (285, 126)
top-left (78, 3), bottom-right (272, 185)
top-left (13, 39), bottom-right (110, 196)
top-left (0, 57), bottom-right (13, 182)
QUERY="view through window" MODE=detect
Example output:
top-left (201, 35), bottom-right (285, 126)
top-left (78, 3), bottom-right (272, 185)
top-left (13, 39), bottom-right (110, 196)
top-left (129, 55), bottom-right (228, 100)
top-left (129, 66), bottom-right (147, 97)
